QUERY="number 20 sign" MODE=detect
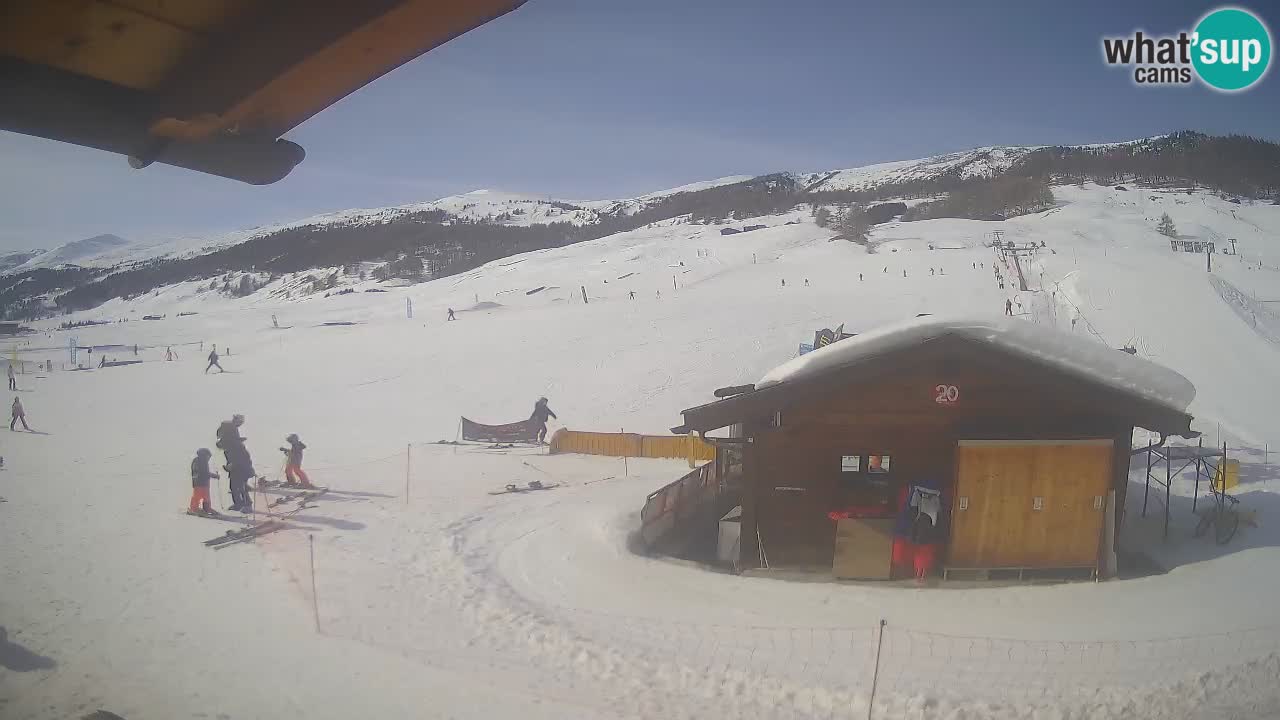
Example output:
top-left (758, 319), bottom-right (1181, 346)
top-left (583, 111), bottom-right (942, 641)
top-left (934, 384), bottom-right (960, 405)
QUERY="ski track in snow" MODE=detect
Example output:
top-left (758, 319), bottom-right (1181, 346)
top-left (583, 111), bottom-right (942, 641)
top-left (3, 184), bottom-right (1280, 719)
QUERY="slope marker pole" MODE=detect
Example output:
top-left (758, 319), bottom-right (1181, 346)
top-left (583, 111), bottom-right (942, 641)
top-left (309, 534), bottom-right (322, 634)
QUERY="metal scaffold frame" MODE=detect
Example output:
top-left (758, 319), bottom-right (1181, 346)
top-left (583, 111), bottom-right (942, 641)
top-left (1143, 437), bottom-right (1226, 539)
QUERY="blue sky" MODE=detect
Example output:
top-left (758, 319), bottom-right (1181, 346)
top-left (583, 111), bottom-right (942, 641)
top-left (1, 0), bottom-right (1277, 251)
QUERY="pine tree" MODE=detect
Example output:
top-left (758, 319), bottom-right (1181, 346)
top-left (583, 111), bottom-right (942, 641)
top-left (835, 205), bottom-right (871, 244)
top-left (1157, 213), bottom-right (1177, 238)
top-left (812, 206), bottom-right (832, 228)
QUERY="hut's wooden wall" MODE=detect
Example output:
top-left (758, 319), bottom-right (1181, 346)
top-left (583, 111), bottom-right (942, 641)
top-left (742, 337), bottom-right (1136, 571)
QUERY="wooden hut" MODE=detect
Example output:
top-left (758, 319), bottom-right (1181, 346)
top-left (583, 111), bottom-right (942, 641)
top-left (672, 316), bottom-right (1196, 581)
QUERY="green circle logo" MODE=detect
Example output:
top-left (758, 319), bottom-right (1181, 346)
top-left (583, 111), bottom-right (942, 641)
top-left (1192, 7), bottom-right (1272, 91)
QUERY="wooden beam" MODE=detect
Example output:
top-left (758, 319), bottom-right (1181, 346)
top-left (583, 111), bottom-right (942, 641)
top-left (0, 56), bottom-right (302, 185)
top-left (148, 0), bottom-right (525, 140)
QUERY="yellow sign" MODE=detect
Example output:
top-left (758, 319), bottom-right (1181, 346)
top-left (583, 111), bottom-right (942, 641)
top-left (1212, 459), bottom-right (1240, 492)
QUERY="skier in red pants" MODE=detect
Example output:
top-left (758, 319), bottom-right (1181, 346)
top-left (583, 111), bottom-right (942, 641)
top-left (189, 448), bottom-right (220, 514)
top-left (280, 434), bottom-right (313, 487)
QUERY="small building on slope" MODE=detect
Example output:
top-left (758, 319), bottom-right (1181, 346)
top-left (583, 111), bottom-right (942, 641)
top-left (672, 315), bottom-right (1196, 581)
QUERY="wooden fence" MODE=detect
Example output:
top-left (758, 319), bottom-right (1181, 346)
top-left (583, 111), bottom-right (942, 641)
top-left (549, 429), bottom-right (716, 463)
top-left (639, 461), bottom-right (720, 548)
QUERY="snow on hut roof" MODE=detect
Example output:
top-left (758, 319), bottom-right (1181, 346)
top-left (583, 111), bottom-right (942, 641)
top-left (757, 315), bottom-right (1195, 414)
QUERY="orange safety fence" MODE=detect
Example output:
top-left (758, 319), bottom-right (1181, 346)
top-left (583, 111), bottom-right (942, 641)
top-left (549, 429), bottom-right (715, 462)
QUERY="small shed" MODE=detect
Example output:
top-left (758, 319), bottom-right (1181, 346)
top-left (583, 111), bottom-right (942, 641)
top-left (673, 316), bottom-right (1196, 580)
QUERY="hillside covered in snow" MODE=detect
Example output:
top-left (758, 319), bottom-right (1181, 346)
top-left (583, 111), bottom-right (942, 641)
top-left (3, 131), bottom-right (1279, 322)
top-left (6, 166), bottom-right (1280, 719)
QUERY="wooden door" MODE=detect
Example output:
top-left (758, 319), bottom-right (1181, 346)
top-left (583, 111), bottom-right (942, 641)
top-left (949, 441), bottom-right (1112, 569)
top-left (832, 518), bottom-right (894, 579)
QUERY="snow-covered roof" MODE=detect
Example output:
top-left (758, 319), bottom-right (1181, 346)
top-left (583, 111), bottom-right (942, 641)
top-left (756, 314), bottom-right (1195, 414)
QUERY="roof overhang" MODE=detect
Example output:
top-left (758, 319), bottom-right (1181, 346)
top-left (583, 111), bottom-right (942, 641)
top-left (1, 0), bottom-right (525, 184)
top-left (676, 335), bottom-right (1195, 439)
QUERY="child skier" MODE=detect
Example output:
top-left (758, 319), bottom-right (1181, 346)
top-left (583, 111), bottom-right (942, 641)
top-left (279, 433), bottom-right (313, 488)
top-left (189, 448), bottom-right (220, 514)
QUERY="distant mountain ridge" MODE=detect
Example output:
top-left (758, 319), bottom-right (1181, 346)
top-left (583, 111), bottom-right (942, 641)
top-left (7, 131), bottom-right (1279, 318)
top-left (13, 234), bottom-right (131, 271)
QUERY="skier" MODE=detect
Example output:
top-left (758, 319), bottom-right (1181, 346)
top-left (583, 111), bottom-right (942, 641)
top-left (205, 348), bottom-right (224, 374)
top-left (781, 279), bottom-right (786, 287)
top-left (804, 279), bottom-right (810, 287)
top-left (859, 273), bottom-right (863, 281)
top-left (279, 433), bottom-right (313, 488)
top-left (5, 364), bottom-right (13, 391)
top-left (216, 414), bottom-right (255, 512)
top-left (629, 291), bottom-right (636, 300)
top-left (10, 396), bottom-right (29, 431)
top-left (530, 397), bottom-right (557, 444)
top-left (165, 347), bottom-right (173, 362)
top-left (272, 314), bottom-right (279, 329)
top-left (1005, 298), bottom-right (1014, 316)
top-left (447, 308), bottom-right (456, 321)
top-left (930, 268), bottom-right (935, 276)
top-left (189, 448), bottom-right (220, 514)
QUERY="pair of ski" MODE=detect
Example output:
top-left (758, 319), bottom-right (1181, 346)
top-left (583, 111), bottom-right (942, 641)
top-left (251, 479), bottom-right (321, 491)
top-left (203, 519), bottom-right (284, 548)
top-left (196, 488), bottom-right (327, 548)
top-left (489, 480), bottom-right (559, 495)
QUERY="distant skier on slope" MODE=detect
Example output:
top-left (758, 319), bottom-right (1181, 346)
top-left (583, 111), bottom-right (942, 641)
top-left (530, 397), bottom-right (557, 444)
top-left (1005, 299), bottom-right (1014, 316)
top-left (189, 448), bottom-right (220, 514)
top-left (205, 348), bottom-right (224, 374)
top-left (6, 364), bottom-right (14, 391)
top-left (216, 414), bottom-right (255, 512)
top-left (10, 397), bottom-right (30, 431)
top-left (279, 433), bottom-right (313, 488)
top-left (447, 308), bottom-right (456, 321)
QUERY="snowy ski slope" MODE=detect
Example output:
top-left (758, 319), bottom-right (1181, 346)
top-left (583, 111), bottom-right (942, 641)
top-left (3, 183), bottom-right (1280, 719)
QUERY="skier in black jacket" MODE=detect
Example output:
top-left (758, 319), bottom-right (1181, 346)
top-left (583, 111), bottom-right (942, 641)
top-left (216, 414), bottom-right (255, 512)
top-left (189, 448), bottom-right (220, 514)
top-left (530, 397), bottom-right (557, 444)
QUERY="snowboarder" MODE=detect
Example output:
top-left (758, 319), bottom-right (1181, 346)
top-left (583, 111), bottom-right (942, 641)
top-left (447, 308), bottom-right (456, 321)
top-left (216, 414), bottom-right (255, 512)
top-left (205, 348), bottom-right (224, 374)
top-left (10, 397), bottom-right (29, 431)
top-left (279, 433), bottom-right (313, 488)
top-left (6, 364), bottom-right (13, 391)
top-left (189, 448), bottom-right (220, 514)
top-left (530, 397), bottom-right (557, 444)
top-left (1005, 299), bottom-right (1014, 316)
